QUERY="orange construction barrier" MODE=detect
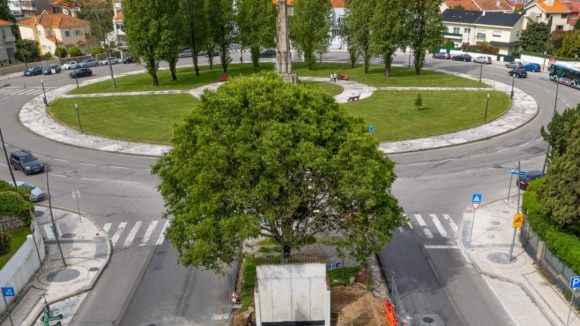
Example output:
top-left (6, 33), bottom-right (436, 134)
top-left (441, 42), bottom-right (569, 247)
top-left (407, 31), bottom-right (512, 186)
top-left (232, 291), bottom-right (240, 303)
top-left (383, 299), bottom-right (398, 326)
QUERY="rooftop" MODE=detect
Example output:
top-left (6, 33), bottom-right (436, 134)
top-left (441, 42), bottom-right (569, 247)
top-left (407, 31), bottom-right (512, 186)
top-left (19, 13), bottom-right (89, 28)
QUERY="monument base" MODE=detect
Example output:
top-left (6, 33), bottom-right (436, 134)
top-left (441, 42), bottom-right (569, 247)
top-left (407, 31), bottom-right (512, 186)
top-left (279, 72), bottom-right (299, 84)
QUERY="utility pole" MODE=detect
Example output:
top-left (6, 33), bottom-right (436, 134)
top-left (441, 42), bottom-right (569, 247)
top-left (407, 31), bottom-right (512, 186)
top-left (45, 168), bottom-right (67, 268)
top-left (0, 127), bottom-right (17, 187)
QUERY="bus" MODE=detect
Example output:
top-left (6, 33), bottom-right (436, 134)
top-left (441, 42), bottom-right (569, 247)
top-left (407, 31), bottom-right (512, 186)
top-left (549, 63), bottom-right (580, 89)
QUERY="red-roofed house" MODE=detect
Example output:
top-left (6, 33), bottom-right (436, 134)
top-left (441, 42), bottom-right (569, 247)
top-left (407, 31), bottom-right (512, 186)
top-left (523, 0), bottom-right (572, 32)
top-left (0, 19), bottom-right (16, 64)
top-left (563, 1), bottom-right (580, 28)
top-left (112, 10), bottom-right (128, 50)
top-left (18, 13), bottom-right (91, 55)
top-left (441, 0), bottom-right (514, 12)
top-left (50, 0), bottom-right (80, 16)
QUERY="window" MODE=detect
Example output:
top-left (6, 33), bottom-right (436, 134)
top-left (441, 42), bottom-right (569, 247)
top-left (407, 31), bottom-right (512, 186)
top-left (1, 29), bottom-right (5, 40)
top-left (573, 14), bottom-right (578, 19)
top-left (37, 30), bottom-right (42, 36)
top-left (562, 14), bottom-right (568, 19)
top-left (42, 45), bottom-right (47, 50)
top-left (492, 31), bottom-right (501, 37)
top-left (556, 25), bottom-right (564, 30)
top-left (477, 29), bottom-right (486, 40)
top-left (453, 27), bottom-right (460, 34)
top-left (75, 30), bottom-right (82, 36)
top-left (516, 31), bottom-right (520, 37)
top-left (46, 30), bottom-right (52, 36)
top-left (65, 31), bottom-right (70, 37)
top-left (464, 28), bottom-right (471, 33)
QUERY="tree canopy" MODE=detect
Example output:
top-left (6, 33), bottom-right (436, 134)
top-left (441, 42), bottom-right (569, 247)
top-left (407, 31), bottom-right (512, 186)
top-left (206, 0), bottom-right (235, 73)
top-left (180, 0), bottom-right (209, 76)
top-left (370, 0), bottom-right (407, 77)
top-left (408, 0), bottom-right (445, 75)
top-left (344, 0), bottom-right (374, 73)
top-left (15, 39), bottom-right (41, 65)
top-left (520, 22), bottom-right (550, 53)
top-left (290, 0), bottom-right (332, 69)
top-left (0, 0), bottom-right (18, 38)
top-left (152, 72), bottom-right (404, 273)
top-left (237, 0), bottom-right (277, 71)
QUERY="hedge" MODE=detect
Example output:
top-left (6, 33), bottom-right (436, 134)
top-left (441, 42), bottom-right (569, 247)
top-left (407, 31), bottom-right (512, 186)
top-left (0, 181), bottom-right (31, 203)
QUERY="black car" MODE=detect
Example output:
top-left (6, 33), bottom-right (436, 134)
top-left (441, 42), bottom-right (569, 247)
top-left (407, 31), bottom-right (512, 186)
top-left (260, 49), bottom-right (277, 58)
top-left (451, 54), bottom-right (472, 62)
top-left (24, 67), bottom-right (43, 76)
top-left (518, 170), bottom-right (545, 190)
top-left (69, 68), bottom-right (93, 78)
top-left (122, 56), bottom-right (134, 64)
top-left (9, 150), bottom-right (45, 175)
top-left (432, 52), bottom-right (450, 59)
top-left (508, 68), bottom-right (527, 78)
top-left (42, 64), bottom-right (61, 75)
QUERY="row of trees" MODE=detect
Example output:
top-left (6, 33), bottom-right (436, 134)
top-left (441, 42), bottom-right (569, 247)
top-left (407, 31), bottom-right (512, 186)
top-left (520, 21), bottom-right (580, 58)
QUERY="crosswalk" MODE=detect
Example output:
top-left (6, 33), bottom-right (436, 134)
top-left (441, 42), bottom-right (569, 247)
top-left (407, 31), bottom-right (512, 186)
top-left (0, 87), bottom-right (45, 96)
top-left (403, 213), bottom-right (459, 240)
top-left (103, 220), bottom-right (171, 249)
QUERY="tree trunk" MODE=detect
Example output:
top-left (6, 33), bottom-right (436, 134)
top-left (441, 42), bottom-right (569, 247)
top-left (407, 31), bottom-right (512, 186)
top-left (282, 244), bottom-right (291, 262)
top-left (384, 51), bottom-right (393, 77)
top-left (106, 49), bottom-right (117, 88)
top-left (221, 43), bottom-right (228, 73)
top-left (152, 73), bottom-right (159, 86)
top-left (349, 48), bottom-right (357, 68)
top-left (190, 30), bottom-right (200, 76)
top-left (363, 52), bottom-right (371, 74)
top-left (251, 46), bottom-right (260, 72)
top-left (169, 58), bottom-right (177, 81)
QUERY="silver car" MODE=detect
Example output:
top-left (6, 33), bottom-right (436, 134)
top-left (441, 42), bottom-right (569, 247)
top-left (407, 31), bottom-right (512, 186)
top-left (505, 61), bottom-right (523, 69)
top-left (80, 58), bottom-right (99, 67)
top-left (99, 57), bottom-right (118, 65)
top-left (473, 56), bottom-right (492, 64)
top-left (9, 181), bottom-right (44, 202)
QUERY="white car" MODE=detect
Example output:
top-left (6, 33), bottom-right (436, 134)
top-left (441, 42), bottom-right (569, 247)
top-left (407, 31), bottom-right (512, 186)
top-left (9, 181), bottom-right (44, 202)
top-left (62, 61), bottom-right (79, 70)
top-left (473, 56), bottom-right (492, 64)
top-left (99, 57), bottom-right (118, 65)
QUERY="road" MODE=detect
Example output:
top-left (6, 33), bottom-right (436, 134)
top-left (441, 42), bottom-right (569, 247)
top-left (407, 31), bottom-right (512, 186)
top-left (0, 52), bottom-right (577, 325)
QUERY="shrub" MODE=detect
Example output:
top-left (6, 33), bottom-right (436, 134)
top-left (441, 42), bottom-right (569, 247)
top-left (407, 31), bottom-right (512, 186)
top-left (461, 43), bottom-right (500, 54)
top-left (0, 192), bottom-right (33, 225)
top-left (68, 46), bottom-right (82, 57)
top-left (511, 51), bottom-right (520, 58)
top-left (42, 52), bottom-right (52, 60)
top-left (91, 47), bottom-right (105, 55)
top-left (0, 231), bottom-right (10, 255)
top-left (54, 47), bottom-right (68, 58)
top-left (0, 180), bottom-right (31, 203)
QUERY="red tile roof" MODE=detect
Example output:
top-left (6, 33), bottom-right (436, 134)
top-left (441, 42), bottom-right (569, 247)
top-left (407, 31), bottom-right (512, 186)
top-left (114, 12), bottom-right (124, 20)
top-left (537, 0), bottom-right (570, 13)
top-left (0, 19), bottom-right (12, 26)
top-left (474, 0), bottom-right (513, 11)
top-left (45, 36), bottom-right (63, 44)
top-left (444, 0), bottom-right (480, 11)
top-left (50, 0), bottom-right (74, 8)
top-left (271, 0), bottom-right (344, 7)
top-left (19, 13), bottom-right (89, 28)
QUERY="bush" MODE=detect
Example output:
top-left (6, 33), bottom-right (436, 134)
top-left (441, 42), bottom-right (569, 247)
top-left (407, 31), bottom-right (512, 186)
top-left (0, 192), bottom-right (33, 225)
top-left (54, 47), bottom-right (68, 58)
top-left (0, 181), bottom-right (31, 203)
top-left (91, 47), bottom-right (105, 55)
top-left (42, 52), bottom-right (52, 60)
top-left (461, 43), bottom-right (500, 54)
top-left (68, 46), bottom-right (82, 57)
top-left (511, 51), bottom-right (520, 58)
top-left (0, 232), bottom-right (10, 255)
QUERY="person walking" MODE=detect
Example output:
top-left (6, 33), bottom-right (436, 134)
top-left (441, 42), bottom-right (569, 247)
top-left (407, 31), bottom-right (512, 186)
top-left (330, 73), bottom-right (333, 82)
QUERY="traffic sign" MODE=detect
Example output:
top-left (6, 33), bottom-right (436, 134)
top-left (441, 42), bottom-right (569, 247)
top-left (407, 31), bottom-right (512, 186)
top-left (71, 190), bottom-right (80, 200)
top-left (512, 214), bottom-right (524, 228)
top-left (328, 262), bottom-right (342, 270)
top-left (506, 169), bottom-right (526, 177)
top-left (369, 125), bottom-right (375, 133)
top-left (471, 193), bottom-right (482, 210)
top-left (570, 276), bottom-right (580, 289)
top-left (1, 287), bottom-right (14, 297)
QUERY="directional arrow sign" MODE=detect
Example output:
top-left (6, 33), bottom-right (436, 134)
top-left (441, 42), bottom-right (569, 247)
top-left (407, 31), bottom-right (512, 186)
top-left (472, 193), bottom-right (482, 210)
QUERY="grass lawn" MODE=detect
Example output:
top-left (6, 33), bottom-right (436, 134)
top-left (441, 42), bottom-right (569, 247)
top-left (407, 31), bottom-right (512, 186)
top-left (302, 81), bottom-right (344, 96)
top-left (328, 265), bottom-right (368, 287)
top-left (49, 94), bottom-right (199, 144)
top-left (346, 90), bottom-right (510, 141)
top-left (0, 227), bottom-right (32, 270)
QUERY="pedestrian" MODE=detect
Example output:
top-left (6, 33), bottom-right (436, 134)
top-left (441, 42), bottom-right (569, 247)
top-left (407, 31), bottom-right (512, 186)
top-left (330, 73), bottom-right (333, 82)
top-left (334, 73), bottom-right (338, 82)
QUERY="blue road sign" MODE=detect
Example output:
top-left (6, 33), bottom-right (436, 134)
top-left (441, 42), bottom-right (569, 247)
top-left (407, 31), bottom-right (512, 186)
top-left (570, 276), bottom-right (580, 289)
top-left (328, 262), bottom-right (342, 270)
top-left (1, 287), bottom-right (14, 297)
top-left (471, 193), bottom-right (482, 204)
top-left (369, 125), bottom-right (375, 133)
top-left (506, 169), bottom-right (527, 177)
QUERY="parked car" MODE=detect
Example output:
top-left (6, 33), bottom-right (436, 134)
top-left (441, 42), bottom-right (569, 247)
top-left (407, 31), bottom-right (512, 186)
top-left (451, 54), bottom-right (472, 62)
top-left (69, 68), bottom-right (93, 78)
top-left (204, 50), bottom-right (220, 57)
top-left (473, 56), bottom-right (492, 64)
top-left (432, 52), bottom-right (450, 59)
top-left (197, 51), bottom-right (207, 56)
top-left (23, 67), bottom-right (43, 76)
top-left (517, 170), bottom-right (545, 190)
top-left (63, 61), bottom-right (79, 70)
top-left (522, 63), bottom-right (541, 72)
top-left (99, 57), bottom-right (118, 65)
top-left (260, 49), bottom-right (276, 58)
top-left (508, 68), bottom-right (527, 78)
top-left (9, 150), bottom-right (45, 175)
top-left (42, 64), bottom-right (61, 75)
top-left (122, 56), bottom-right (134, 64)
top-left (505, 61), bottom-right (523, 69)
top-left (79, 58), bottom-right (99, 68)
top-left (8, 181), bottom-right (44, 202)
top-left (179, 50), bottom-right (192, 58)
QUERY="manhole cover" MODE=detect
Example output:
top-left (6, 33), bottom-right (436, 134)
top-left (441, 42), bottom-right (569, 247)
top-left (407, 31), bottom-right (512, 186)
top-left (61, 233), bottom-right (75, 238)
top-left (524, 146), bottom-right (546, 154)
top-left (47, 269), bottom-right (80, 282)
top-left (491, 164), bottom-right (503, 169)
top-left (423, 317), bottom-right (434, 323)
top-left (487, 252), bottom-right (515, 264)
top-left (88, 267), bottom-right (99, 272)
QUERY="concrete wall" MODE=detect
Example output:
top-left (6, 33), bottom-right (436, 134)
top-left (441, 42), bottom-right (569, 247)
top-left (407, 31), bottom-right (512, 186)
top-left (255, 264), bottom-right (330, 325)
top-left (0, 220), bottom-right (45, 313)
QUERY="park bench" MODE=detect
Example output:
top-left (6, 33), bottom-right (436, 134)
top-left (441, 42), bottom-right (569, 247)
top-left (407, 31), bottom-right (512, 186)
top-left (347, 95), bottom-right (360, 102)
top-left (218, 76), bottom-right (230, 82)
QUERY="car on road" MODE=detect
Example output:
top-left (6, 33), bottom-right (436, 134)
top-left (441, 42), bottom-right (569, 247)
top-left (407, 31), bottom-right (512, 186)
top-left (122, 56), bottom-right (134, 64)
top-left (9, 150), bottom-right (45, 175)
top-left (204, 50), bottom-right (220, 57)
top-left (260, 49), bottom-right (276, 58)
top-left (179, 50), bottom-right (192, 58)
top-left (517, 170), bottom-right (545, 190)
top-left (522, 63), bottom-right (541, 72)
top-left (79, 58), bottom-right (99, 68)
top-left (473, 56), bottom-right (492, 64)
top-left (23, 67), bottom-right (43, 76)
top-left (8, 181), bottom-right (44, 202)
top-left (505, 61), bottom-right (523, 69)
top-left (69, 67), bottom-right (93, 78)
top-left (432, 52), bottom-right (450, 59)
top-left (451, 54), bottom-right (472, 62)
top-left (99, 57), bottom-right (118, 65)
top-left (508, 68), bottom-right (527, 78)
top-left (63, 61), bottom-right (79, 70)
top-left (42, 64), bottom-right (61, 75)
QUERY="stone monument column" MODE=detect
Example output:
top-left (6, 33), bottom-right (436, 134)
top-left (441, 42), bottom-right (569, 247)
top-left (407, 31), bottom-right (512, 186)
top-left (276, 0), bottom-right (298, 83)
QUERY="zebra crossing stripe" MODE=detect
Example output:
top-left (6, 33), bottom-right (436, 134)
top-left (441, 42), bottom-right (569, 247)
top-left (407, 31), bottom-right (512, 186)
top-left (429, 214), bottom-right (448, 238)
top-left (103, 223), bottom-right (112, 233)
top-left (414, 214), bottom-right (434, 239)
top-left (140, 221), bottom-right (158, 246)
top-left (443, 214), bottom-right (458, 233)
top-left (156, 220), bottom-right (171, 245)
top-left (123, 221), bottom-right (142, 247)
top-left (111, 222), bottom-right (127, 246)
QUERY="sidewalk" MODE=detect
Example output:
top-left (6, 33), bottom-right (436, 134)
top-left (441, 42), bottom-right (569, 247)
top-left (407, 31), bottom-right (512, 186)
top-left (0, 206), bottom-right (110, 326)
top-left (460, 198), bottom-right (580, 326)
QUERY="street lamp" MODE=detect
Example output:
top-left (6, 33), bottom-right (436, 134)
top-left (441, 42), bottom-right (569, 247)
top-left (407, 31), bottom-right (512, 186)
top-left (0, 127), bottom-right (17, 187)
top-left (479, 62), bottom-right (483, 82)
top-left (40, 79), bottom-right (47, 107)
top-left (484, 93), bottom-right (490, 124)
top-left (74, 68), bottom-right (79, 88)
top-left (542, 50), bottom-right (547, 72)
top-left (510, 74), bottom-right (516, 99)
top-left (74, 103), bottom-right (83, 133)
top-left (542, 79), bottom-right (560, 175)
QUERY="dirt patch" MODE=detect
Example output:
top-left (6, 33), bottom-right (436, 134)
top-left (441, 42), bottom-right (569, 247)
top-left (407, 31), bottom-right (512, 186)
top-left (332, 286), bottom-right (387, 326)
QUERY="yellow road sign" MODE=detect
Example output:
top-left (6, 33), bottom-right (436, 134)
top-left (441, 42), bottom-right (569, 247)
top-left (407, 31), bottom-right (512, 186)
top-left (513, 214), bottom-right (524, 228)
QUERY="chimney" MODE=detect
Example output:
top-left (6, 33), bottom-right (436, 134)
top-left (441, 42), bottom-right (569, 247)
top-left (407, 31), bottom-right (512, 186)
top-left (547, 0), bottom-right (554, 6)
top-left (497, 0), bottom-right (500, 7)
top-left (482, 11), bottom-right (486, 16)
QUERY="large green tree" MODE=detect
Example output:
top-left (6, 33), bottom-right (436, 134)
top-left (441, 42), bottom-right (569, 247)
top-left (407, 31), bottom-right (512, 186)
top-left (408, 0), bottom-right (445, 75)
top-left (159, 0), bottom-right (182, 81)
top-left (206, 0), bottom-right (234, 73)
top-left (15, 39), bottom-right (41, 67)
top-left (181, 0), bottom-right (209, 76)
top-left (290, 0), bottom-right (332, 70)
top-left (344, 0), bottom-right (374, 73)
top-left (237, 0), bottom-right (277, 71)
top-left (554, 31), bottom-right (580, 58)
top-left (520, 22), bottom-right (550, 53)
top-left (370, 0), bottom-right (407, 77)
top-left (152, 72), bottom-right (404, 273)
top-left (337, 9), bottom-right (358, 68)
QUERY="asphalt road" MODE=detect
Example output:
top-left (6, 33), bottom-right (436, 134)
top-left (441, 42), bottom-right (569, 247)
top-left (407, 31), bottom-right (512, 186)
top-left (0, 52), bottom-right (577, 325)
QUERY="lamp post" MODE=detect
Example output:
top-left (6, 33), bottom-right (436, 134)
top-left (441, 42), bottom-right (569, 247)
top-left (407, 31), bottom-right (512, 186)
top-left (74, 103), bottom-right (83, 133)
top-left (479, 62), bottom-right (483, 82)
top-left (45, 167), bottom-right (67, 268)
top-left (74, 68), bottom-right (79, 88)
top-left (0, 127), bottom-right (17, 187)
top-left (510, 74), bottom-right (516, 99)
top-left (484, 93), bottom-right (490, 124)
top-left (40, 79), bottom-right (47, 107)
top-left (542, 50), bottom-right (547, 72)
top-left (542, 79), bottom-right (560, 175)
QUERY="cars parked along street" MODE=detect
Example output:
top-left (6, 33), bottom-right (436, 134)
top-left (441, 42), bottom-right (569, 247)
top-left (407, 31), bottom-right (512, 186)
top-left (451, 54), bottom-right (472, 62)
top-left (432, 52), bottom-right (450, 59)
top-left (79, 58), bottom-right (99, 67)
top-left (260, 49), bottom-right (276, 58)
top-left (508, 68), bottom-right (527, 78)
top-left (518, 170), bottom-right (545, 190)
top-left (473, 56), bottom-right (492, 64)
top-left (42, 64), bottom-right (61, 75)
top-left (522, 63), bottom-right (541, 72)
top-left (505, 61), bottom-right (523, 69)
top-left (8, 181), bottom-right (44, 202)
top-left (63, 61), bottom-right (79, 70)
top-left (122, 56), bottom-right (134, 64)
top-left (99, 57), bottom-right (118, 65)
top-left (69, 68), bottom-right (93, 78)
top-left (23, 67), bottom-right (43, 76)
top-left (9, 150), bottom-right (45, 175)
top-left (179, 50), bottom-right (192, 58)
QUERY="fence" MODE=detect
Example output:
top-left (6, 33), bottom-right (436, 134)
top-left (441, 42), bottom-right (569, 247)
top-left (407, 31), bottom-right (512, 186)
top-left (382, 268), bottom-right (402, 326)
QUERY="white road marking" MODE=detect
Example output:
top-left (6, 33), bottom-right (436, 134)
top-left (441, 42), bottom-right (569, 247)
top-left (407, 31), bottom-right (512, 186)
top-left (123, 222), bottom-right (142, 247)
top-left (398, 227), bottom-right (403, 232)
top-left (110, 166), bottom-right (128, 169)
top-left (414, 214), bottom-right (433, 239)
top-left (49, 174), bottom-right (66, 178)
top-left (79, 162), bottom-right (97, 166)
top-left (118, 181), bottom-right (139, 184)
top-left (470, 154), bottom-right (484, 158)
top-left (406, 220), bottom-right (413, 229)
top-left (443, 214), bottom-right (458, 234)
top-left (0, 163), bottom-right (6, 167)
top-left (430, 214), bottom-right (448, 238)
top-left (55, 223), bottom-right (62, 238)
top-left (424, 245), bottom-right (459, 249)
top-left (54, 158), bottom-right (68, 162)
top-left (111, 222), bottom-right (127, 246)
top-left (497, 148), bottom-right (508, 153)
top-left (408, 162), bottom-right (427, 166)
top-left (156, 220), bottom-right (171, 245)
top-left (518, 143), bottom-right (529, 147)
top-left (140, 221), bottom-right (158, 246)
top-left (103, 223), bottom-right (112, 233)
top-left (82, 178), bottom-right (100, 181)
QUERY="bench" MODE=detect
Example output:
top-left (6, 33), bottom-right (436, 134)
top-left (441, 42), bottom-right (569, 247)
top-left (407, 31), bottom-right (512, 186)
top-left (347, 95), bottom-right (360, 102)
top-left (338, 74), bottom-right (349, 81)
top-left (218, 76), bottom-right (230, 82)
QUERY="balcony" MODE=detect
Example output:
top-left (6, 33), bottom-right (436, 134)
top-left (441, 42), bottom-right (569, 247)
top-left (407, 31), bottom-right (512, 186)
top-left (445, 32), bottom-right (462, 39)
top-left (2, 35), bottom-right (15, 43)
top-left (21, 5), bottom-right (36, 10)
